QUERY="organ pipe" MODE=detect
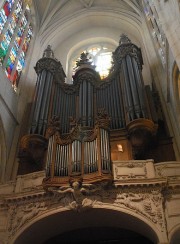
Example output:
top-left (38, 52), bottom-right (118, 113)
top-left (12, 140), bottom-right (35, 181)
top-left (22, 36), bottom-right (160, 187)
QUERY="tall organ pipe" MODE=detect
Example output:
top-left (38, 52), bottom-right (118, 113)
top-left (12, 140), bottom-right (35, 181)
top-left (132, 57), bottom-right (147, 118)
top-left (126, 55), bottom-right (141, 118)
top-left (122, 59), bottom-right (134, 121)
top-left (32, 46), bottom-right (66, 136)
top-left (30, 70), bottom-right (47, 134)
top-left (39, 71), bottom-right (53, 135)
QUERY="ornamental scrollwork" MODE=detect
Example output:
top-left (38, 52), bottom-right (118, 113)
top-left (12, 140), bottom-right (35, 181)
top-left (8, 201), bottom-right (47, 237)
top-left (34, 58), bottom-right (65, 82)
top-left (112, 44), bottom-right (143, 70)
top-left (5, 184), bottom-right (166, 239)
top-left (113, 189), bottom-right (165, 230)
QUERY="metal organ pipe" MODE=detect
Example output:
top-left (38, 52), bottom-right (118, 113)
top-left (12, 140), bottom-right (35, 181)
top-left (58, 144), bottom-right (61, 176)
top-left (88, 82), bottom-right (91, 126)
top-left (117, 74), bottom-right (125, 128)
top-left (132, 57), bottom-right (147, 118)
top-left (72, 140), bottom-right (81, 174)
top-left (84, 142), bottom-right (87, 174)
top-left (122, 59), bottom-right (134, 121)
top-left (99, 128), bottom-right (111, 171)
top-left (126, 55), bottom-right (141, 119)
top-left (61, 145), bottom-right (64, 176)
top-left (114, 77), bottom-right (122, 128)
top-left (30, 70), bottom-right (47, 134)
top-left (64, 145), bottom-right (67, 176)
top-left (82, 80), bottom-right (86, 126)
top-left (55, 144), bottom-right (60, 176)
top-left (79, 82), bottom-right (83, 123)
top-left (39, 71), bottom-right (53, 135)
top-left (45, 135), bottom-right (55, 177)
top-left (112, 79), bottom-right (119, 128)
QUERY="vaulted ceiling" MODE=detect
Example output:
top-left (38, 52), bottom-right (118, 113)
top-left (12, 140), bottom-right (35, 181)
top-left (31, 0), bottom-right (148, 78)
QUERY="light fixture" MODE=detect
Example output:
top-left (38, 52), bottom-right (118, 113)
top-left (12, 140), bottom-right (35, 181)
top-left (117, 144), bottom-right (123, 152)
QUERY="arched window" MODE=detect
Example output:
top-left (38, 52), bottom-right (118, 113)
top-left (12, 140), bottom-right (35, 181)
top-left (0, 0), bottom-right (33, 91)
top-left (72, 44), bottom-right (113, 80)
top-left (143, 0), bottom-right (166, 67)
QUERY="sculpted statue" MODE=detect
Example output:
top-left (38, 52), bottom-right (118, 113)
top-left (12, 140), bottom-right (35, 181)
top-left (48, 181), bottom-right (101, 210)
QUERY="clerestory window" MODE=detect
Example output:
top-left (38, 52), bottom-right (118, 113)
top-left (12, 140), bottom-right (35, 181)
top-left (0, 0), bottom-right (33, 91)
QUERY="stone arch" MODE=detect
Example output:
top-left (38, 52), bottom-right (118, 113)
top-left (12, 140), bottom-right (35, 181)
top-left (0, 116), bottom-right (7, 182)
top-left (11, 204), bottom-right (167, 244)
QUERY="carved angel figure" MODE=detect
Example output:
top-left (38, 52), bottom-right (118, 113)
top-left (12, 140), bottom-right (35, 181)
top-left (48, 181), bottom-right (101, 208)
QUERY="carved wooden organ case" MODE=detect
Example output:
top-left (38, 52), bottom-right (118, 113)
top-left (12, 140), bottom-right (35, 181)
top-left (18, 35), bottom-right (175, 187)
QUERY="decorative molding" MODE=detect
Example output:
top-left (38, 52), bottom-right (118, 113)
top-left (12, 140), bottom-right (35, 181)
top-left (113, 189), bottom-right (165, 229)
top-left (113, 161), bottom-right (147, 180)
top-left (155, 163), bottom-right (180, 177)
top-left (7, 201), bottom-right (48, 237)
top-left (113, 35), bottom-right (143, 70)
top-left (34, 57), bottom-right (66, 82)
top-left (0, 182), bottom-right (168, 240)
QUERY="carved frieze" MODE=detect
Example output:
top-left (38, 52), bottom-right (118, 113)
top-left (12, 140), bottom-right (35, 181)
top-left (7, 201), bottom-right (48, 237)
top-left (0, 181), bottom-right (167, 242)
top-left (113, 188), bottom-right (165, 230)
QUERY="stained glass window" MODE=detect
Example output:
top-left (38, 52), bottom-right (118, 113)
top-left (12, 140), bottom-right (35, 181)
top-left (0, 0), bottom-right (15, 34)
top-left (0, 0), bottom-right (33, 91)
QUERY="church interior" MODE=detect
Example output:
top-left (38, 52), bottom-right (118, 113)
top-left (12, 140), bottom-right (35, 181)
top-left (0, 0), bottom-right (180, 243)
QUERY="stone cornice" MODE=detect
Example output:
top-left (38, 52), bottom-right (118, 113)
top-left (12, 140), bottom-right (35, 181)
top-left (114, 177), bottom-right (167, 188)
top-left (0, 178), bottom-right (169, 204)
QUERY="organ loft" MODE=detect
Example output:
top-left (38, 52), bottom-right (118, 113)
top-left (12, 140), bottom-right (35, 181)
top-left (0, 32), bottom-right (180, 244)
top-left (1, 0), bottom-right (180, 243)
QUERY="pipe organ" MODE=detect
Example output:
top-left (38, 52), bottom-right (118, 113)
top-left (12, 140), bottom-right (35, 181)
top-left (43, 113), bottom-right (111, 186)
top-left (18, 34), bottom-right (176, 186)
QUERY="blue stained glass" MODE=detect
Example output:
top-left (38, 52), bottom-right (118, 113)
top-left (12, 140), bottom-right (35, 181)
top-left (11, 46), bottom-right (17, 56)
top-left (0, 0), bottom-right (33, 89)
top-left (1, 40), bottom-right (8, 51)
top-left (5, 46), bottom-right (17, 78)
top-left (0, 0), bottom-right (15, 34)
top-left (0, 0), bottom-right (22, 63)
